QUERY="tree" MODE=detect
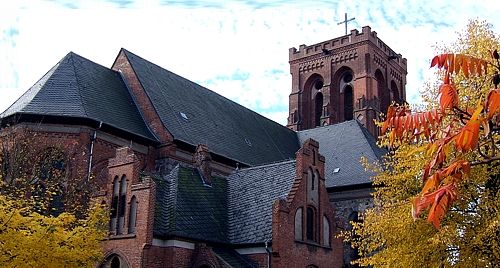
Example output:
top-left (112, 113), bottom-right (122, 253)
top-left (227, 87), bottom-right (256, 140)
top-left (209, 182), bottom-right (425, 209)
top-left (0, 128), bottom-right (107, 267)
top-left (0, 127), bottom-right (97, 217)
top-left (349, 20), bottom-right (500, 267)
top-left (0, 194), bottom-right (106, 267)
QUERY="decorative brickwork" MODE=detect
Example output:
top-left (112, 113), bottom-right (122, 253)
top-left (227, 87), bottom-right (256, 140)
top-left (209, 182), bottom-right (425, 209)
top-left (271, 139), bottom-right (343, 268)
top-left (101, 147), bottom-right (157, 268)
top-left (287, 26), bottom-right (407, 137)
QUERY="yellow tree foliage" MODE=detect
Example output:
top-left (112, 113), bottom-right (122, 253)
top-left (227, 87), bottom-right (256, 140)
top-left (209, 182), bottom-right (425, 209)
top-left (0, 128), bottom-right (107, 266)
top-left (0, 194), bottom-right (107, 268)
top-left (350, 20), bottom-right (500, 267)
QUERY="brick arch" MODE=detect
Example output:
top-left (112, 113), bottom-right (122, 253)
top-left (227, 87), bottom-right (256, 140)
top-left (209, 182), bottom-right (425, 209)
top-left (390, 80), bottom-right (400, 104)
top-left (99, 251), bottom-right (132, 268)
top-left (302, 73), bottom-right (325, 129)
top-left (191, 243), bottom-right (220, 268)
top-left (375, 69), bottom-right (389, 114)
top-left (332, 66), bottom-right (355, 123)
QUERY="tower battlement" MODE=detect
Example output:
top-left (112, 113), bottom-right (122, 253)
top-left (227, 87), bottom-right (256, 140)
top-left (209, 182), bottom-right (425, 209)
top-left (289, 26), bottom-right (407, 68)
top-left (287, 25), bottom-right (408, 136)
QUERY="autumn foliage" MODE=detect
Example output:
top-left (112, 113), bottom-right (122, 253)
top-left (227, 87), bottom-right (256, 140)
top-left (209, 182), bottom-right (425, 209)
top-left (349, 20), bottom-right (500, 267)
top-left (381, 51), bottom-right (497, 228)
top-left (0, 129), bottom-right (107, 266)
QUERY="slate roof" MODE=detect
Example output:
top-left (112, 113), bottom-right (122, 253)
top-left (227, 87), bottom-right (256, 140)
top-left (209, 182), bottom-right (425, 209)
top-left (154, 165), bottom-right (229, 243)
top-left (297, 120), bottom-right (386, 188)
top-left (121, 49), bottom-right (299, 166)
top-left (213, 247), bottom-right (258, 268)
top-left (227, 160), bottom-right (296, 244)
top-left (0, 52), bottom-right (156, 142)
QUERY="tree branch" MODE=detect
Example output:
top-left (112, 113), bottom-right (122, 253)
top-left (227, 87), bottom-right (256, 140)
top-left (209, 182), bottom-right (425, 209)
top-left (471, 155), bottom-right (500, 166)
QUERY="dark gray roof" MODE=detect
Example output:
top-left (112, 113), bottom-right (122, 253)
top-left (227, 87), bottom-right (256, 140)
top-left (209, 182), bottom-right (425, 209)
top-left (121, 49), bottom-right (299, 166)
top-left (154, 165), bottom-right (229, 243)
top-left (0, 52), bottom-right (156, 142)
top-left (227, 160), bottom-right (296, 244)
top-left (213, 247), bottom-right (258, 268)
top-left (297, 120), bottom-right (386, 188)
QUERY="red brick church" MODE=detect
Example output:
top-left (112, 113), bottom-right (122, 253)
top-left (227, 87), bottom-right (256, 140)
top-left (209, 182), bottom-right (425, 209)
top-left (0, 26), bottom-right (406, 267)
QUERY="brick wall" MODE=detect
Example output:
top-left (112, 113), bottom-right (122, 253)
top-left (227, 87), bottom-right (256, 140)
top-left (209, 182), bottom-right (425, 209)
top-left (287, 26), bottom-right (407, 137)
top-left (271, 139), bottom-right (343, 268)
top-left (101, 147), bottom-right (157, 268)
top-left (112, 50), bottom-right (173, 149)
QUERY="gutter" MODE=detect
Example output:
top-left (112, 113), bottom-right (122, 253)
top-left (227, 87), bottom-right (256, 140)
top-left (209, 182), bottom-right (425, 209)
top-left (87, 121), bottom-right (102, 181)
top-left (265, 239), bottom-right (271, 268)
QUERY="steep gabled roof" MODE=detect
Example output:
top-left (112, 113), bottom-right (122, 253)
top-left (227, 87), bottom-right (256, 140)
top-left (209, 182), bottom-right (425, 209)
top-left (0, 52), bottom-right (156, 142)
top-left (154, 165), bottom-right (229, 243)
top-left (227, 160), bottom-right (296, 244)
top-left (121, 49), bottom-right (299, 166)
top-left (297, 120), bottom-right (386, 188)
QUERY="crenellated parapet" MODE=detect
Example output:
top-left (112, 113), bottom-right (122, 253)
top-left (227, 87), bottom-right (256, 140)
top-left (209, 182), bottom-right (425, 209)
top-left (289, 26), bottom-right (407, 69)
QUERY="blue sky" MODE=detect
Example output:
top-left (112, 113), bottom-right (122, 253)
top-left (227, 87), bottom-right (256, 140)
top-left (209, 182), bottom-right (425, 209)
top-left (1, 0), bottom-right (499, 124)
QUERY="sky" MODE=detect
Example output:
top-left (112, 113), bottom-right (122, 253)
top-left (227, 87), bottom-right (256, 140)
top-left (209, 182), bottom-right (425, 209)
top-left (1, 1), bottom-right (499, 125)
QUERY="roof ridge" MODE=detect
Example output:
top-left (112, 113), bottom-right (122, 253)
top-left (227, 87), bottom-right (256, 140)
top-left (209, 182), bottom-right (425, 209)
top-left (122, 49), bottom-right (296, 132)
top-left (235, 159), bottom-right (296, 172)
top-left (67, 52), bottom-right (89, 117)
top-left (297, 119), bottom-right (357, 134)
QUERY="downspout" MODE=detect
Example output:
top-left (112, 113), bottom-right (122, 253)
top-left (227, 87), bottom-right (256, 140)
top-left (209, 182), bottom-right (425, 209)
top-left (265, 239), bottom-right (271, 268)
top-left (87, 121), bottom-right (102, 181)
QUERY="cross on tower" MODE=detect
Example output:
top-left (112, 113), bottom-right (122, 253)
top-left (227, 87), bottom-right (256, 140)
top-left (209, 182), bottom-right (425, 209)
top-left (337, 13), bottom-right (355, 35)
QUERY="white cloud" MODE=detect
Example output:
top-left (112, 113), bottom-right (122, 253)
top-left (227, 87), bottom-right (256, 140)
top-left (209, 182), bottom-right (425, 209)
top-left (0, 0), bottom-right (499, 125)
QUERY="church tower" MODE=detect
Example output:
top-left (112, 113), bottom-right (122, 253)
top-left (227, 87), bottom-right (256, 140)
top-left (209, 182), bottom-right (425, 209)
top-left (287, 26), bottom-right (407, 137)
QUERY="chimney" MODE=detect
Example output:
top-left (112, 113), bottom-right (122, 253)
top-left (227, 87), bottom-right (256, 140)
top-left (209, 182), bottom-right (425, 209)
top-left (193, 144), bottom-right (212, 186)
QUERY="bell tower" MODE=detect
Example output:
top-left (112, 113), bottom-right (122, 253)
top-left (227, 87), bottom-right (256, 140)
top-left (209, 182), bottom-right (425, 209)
top-left (287, 26), bottom-right (407, 137)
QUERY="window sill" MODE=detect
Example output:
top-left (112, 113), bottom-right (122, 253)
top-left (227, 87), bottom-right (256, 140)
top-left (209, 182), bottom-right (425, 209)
top-left (106, 233), bottom-right (136, 240)
top-left (295, 240), bottom-right (332, 250)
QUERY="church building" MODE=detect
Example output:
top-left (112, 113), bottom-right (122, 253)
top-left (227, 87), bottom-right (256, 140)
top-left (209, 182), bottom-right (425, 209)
top-left (0, 26), bottom-right (406, 267)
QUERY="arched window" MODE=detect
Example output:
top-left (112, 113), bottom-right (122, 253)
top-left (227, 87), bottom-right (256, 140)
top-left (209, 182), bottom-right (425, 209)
top-left (99, 254), bottom-right (129, 268)
top-left (128, 196), bottom-right (138, 234)
top-left (323, 215), bottom-right (330, 246)
top-left (307, 168), bottom-right (318, 204)
top-left (111, 256), bottom-right (120, 268)
top-left (306, 207), bottom-right (317, 242)
top-left (343, 85), bottom-right (354, 121)
top-left (110, 175), bottom-right (128, 235)
top-left (391, 80), bottom-right (400, 104)
top-left (110, 176), bottom-right (119, 233)
top-left (314, 92), bottom-right (323, 127)
top-left (117, 175), bottom-right (127, 234)
top-left (376, 70), bottom-right (389, 114)
top-left (294, 207), bottom-right (303, 240)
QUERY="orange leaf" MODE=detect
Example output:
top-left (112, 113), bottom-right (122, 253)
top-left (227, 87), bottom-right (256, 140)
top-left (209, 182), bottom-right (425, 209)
top-left (430, 54), bottom-right (487, 77)
top-left (438, 54), bottom-right (447, 68)
top-left (412, 183), bottom-right (458, 228)
top-left (446, 54), bottom-right (455, 74)
top-left (469, 57), bottom-right (477, 76)
top-left (427, 183), bottom-right (457, 229)
top-left (462, 56), bottom-right (470, 77)
top-left (486, 89), bottom-right (500, 120)
top-left (422, 172), bottom-right (440, 194)
top-left (455, 106), bottom-right (483, 152)
top-left (439, 83), bottom-right (458, 112)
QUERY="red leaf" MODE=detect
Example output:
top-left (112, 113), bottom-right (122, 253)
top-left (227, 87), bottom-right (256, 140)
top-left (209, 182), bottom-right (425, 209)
top-left (430, 56), bottom-right (440, 68)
